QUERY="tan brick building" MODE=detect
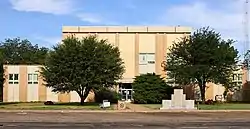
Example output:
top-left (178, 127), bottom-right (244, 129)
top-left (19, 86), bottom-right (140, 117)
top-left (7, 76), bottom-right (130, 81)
top-left (62, 26), bottom-right (191, 102)
top-left (3, 26), bottom-right (192, 102)
top-left (3, 26), bottom-right (244, 103)
top-left (3, 65), bottom-right (94, 102)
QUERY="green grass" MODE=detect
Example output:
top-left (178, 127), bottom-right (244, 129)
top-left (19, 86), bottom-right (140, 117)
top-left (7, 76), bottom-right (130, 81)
top-left (196, 103), bottom-right (250, 110)
top-left (0, 102), bottom-right (115, 110)
top-left (142, 103), bottom-right (250, 110)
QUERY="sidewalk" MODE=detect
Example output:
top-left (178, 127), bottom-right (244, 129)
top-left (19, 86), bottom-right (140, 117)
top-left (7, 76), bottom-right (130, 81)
top-left (1, 109), bottom-right (250, 113)
top-left (126, 103), bottom-right (153, 112)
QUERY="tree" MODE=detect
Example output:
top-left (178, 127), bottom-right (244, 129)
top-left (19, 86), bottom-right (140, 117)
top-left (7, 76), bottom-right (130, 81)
top-left (132, 73), bottom-right (173, 104)
top-left (0, 50), bottom-right (4, 101)
top-left (41, 35), bottom-right (125, 105)
top-left (0, 37), bottom-right (49, 65)
top-left (164, 27), bottom-right (238, 102)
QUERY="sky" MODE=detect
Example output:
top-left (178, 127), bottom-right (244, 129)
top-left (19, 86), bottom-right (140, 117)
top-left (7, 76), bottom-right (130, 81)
top-left (0, 0), bottom-right (247, 58)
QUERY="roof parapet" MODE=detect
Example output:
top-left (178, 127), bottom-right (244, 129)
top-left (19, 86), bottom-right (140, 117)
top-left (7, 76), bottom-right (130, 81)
top-left (62, 26), bottom-right (192, 33)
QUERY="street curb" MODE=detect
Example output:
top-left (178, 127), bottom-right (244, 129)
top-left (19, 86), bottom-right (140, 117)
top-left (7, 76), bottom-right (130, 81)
top-left (1, 110), bottom-right (250, 113)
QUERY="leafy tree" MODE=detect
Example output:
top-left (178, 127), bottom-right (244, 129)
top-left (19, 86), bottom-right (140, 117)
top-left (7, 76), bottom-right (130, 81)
top-left (41, 35), bottom-right (125, 105)
top-left (164, 27), bottom-right (238, 102)
top-left (0, 51), bottom-right (4, 101)
top-left (0, 37), bottom-right (49, 65)
top-left (132, 73), bottom-right (173, 104)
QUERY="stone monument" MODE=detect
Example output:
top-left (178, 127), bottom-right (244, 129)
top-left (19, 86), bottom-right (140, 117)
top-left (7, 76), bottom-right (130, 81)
top-left (160, 89), bottom-right (197, 110)
top-left (117, 100), bottom-right (126, 110)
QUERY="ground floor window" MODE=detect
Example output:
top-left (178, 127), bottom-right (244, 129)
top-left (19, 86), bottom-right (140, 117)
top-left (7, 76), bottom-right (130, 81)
top-left (9, 74), bottom-right (19, 84)
top-left (28, 73), bottom-right (38, 84)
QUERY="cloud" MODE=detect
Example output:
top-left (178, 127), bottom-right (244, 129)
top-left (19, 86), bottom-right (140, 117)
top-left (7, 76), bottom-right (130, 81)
top-left (9, 0), bottom-right (118, 24)
top-left (9, 0), bottom-right (75, 15)
top-left (76, 13), bottom-right (120, 25)
top-left (161, 0), bottom-right (246, 56)
top-left (76, 13), bottom-right (103, 24)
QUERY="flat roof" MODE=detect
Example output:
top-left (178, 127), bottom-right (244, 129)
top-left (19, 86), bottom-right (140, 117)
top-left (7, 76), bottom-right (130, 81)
top-left (62, 26), bottom-right (192, 33)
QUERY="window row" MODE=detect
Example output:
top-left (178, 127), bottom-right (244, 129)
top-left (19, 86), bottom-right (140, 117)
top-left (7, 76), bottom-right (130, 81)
top-left (232, 74), bottom-right (242, 81)
top-left (9, 73), bottom-right (38, 84)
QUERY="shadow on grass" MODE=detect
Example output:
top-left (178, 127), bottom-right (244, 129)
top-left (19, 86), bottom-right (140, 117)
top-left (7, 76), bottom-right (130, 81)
top-left (53, 102), bottom-right (100, 106)
top-left (0, 102), bottom-right (100, 106)
top-left (0, 102), bottom-right (19, 105)
top-left (226, 101), bottom-right (250, 104)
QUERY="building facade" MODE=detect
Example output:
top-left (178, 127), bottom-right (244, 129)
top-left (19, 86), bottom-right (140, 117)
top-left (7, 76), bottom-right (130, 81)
top-left (3, 65), bottom-right (94, 102)
top-left (62, 26), bottom-right (192, 102)
top-left (4, 26), bottom-right (243, 103)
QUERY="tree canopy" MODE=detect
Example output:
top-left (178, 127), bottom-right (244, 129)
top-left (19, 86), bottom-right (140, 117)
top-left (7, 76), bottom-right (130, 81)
top-left (0, 37), bottom-right (48, 101)
top-left (0, 37), bottom-right (49, 65)
top-left (164, 27), bottom-right (239, 102)
top-left (132, 73), bottom-right (173, 104)
top-left (0, 50), bottom-right (4, 100)
top-left (41, 35), bottom-right (125, 104)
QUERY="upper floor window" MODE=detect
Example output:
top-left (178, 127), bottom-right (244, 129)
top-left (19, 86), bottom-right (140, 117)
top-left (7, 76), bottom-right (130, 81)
top-left (28, 73), bottom-right (38, 84)
top-left (139, 53), bottom-right (155, 65)
top-left (9, 74), bottom-right (19, 84)
top-left (139, 53), bottom-right (156, 74)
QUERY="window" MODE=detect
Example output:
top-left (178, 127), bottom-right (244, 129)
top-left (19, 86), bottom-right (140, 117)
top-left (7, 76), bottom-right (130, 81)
top-left (147, 53), bottom-right (155, 64)
top-left (139, 53), bottom-right (147, 65)
top-left (233, 74), bottom-right (237, 81)
top-left (28, 73), bottom-right (38, 84)
top-left (9, 74), bottom-right (19, 84)
top-left (139, 53), bottom-right (155, 74)
top-left (238, 74), bottom-right (242, 81)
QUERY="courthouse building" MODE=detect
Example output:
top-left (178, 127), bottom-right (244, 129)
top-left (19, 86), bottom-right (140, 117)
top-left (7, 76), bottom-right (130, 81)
top-left (3, 26), bottom-right (192, 102)
top-left (3, 26), bottom-right (243, 102)
top-left (62, 26), bottom-right (191, 102)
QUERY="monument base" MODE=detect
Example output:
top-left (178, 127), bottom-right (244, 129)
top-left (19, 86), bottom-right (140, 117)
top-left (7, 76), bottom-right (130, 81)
top-left (160, 107), bottom-right (197, 110)
top-left (160, 89), bottom-right (197, 110)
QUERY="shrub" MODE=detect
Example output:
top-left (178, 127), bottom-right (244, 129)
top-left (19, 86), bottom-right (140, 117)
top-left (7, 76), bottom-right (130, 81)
top-left (44, 101), bottom-right (54, 105)
top-left (205, 99), bottom-right (214, 105)
top-left (95, 87), bottom-right (121, 103)
top-left (132, 73), bottom-right (174, 104)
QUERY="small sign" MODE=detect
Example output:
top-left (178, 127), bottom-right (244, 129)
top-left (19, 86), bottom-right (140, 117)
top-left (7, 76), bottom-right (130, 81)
top-left (102, 100), bottom-right (110, 108)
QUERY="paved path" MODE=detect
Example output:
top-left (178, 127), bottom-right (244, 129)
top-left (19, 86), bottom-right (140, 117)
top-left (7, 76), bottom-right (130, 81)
top-left (1, 112), bottom-right (250, 128)
top-left (2, 109), bottom-right (250, 113)
top-left (126, 103), bottom-right (152, 111)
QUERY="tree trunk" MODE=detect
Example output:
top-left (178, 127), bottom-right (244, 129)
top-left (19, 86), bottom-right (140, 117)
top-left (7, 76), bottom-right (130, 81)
top-left (80, 96), bottom-right (85, 105)
top-left (197, 77), bottom-right (206, 103)
top-left (78, 88), bottom-right (91, 105)
top-left (200, 86), bottom-right (205, 103)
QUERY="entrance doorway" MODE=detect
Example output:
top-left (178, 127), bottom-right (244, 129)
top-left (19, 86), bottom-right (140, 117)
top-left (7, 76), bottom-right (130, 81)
top-left (118, 83), bottom-right (133, 102)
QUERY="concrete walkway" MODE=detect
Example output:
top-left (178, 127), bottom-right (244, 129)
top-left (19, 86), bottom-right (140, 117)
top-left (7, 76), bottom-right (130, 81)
top-left (1, 109), bottom-right (250, 113)
top-left (126, 103), bottom-right (153, 112)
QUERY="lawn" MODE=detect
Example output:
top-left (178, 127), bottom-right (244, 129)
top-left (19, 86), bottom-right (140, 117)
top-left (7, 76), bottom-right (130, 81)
top-left (142, 103), bottom-right (250, 110)
top-left (0, 102), bottom-right (115, 110)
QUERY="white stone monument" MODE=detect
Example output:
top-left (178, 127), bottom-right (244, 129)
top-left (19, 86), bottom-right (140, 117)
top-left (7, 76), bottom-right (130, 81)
top-left (160, 89), bottom-right (197, 110)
